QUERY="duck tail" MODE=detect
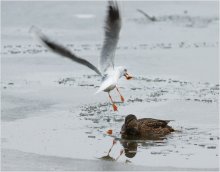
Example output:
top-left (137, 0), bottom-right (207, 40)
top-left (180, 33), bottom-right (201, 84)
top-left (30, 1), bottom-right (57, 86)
top-left (165, 120), bottom-right (175, 123)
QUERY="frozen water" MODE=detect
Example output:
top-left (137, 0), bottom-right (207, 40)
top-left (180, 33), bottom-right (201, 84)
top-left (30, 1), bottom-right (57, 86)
top-left (1, 1), bottom-right (219, 171)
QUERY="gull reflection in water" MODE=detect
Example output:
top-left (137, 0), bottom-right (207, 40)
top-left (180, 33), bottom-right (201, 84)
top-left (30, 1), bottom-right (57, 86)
top-left (100, 139), bottom-right (124, 161)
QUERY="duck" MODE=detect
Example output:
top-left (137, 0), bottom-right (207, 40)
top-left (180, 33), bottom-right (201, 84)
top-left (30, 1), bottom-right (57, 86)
top-left (121, 114), bottom-right (174, 139)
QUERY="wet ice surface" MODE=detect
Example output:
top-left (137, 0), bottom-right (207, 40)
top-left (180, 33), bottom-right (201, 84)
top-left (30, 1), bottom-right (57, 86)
top-left (1, 1), bottom-right (219, 170)
top-left (1, 75), bottom-right (219, 169)
top-left (2, 74), bottom-right (219, 169)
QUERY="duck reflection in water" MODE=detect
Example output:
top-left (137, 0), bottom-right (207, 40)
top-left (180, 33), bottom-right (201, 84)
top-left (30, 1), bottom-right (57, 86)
top-left (121, 140), bottom-right (138, 158)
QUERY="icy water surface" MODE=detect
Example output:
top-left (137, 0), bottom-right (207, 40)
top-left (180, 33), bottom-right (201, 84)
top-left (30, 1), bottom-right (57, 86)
top-left (2, 72), bottom-right (219, 169)
top-left (1, 1), bottom-right (219, 170)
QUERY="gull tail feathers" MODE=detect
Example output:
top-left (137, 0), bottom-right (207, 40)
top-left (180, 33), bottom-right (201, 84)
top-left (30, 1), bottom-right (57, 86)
top-left (95, 88), bottom-right (103, 94)
top-left (95, 85), bottom-right (105, 94)
top-left (95, 80), bottom-right (110, 94)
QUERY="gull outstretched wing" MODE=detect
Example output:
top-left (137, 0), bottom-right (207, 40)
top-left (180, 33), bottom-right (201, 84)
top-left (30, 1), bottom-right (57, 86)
top-left (30, 26), bottom-right (102, 76)
top-left (99, 1), bottom-right (121, 74)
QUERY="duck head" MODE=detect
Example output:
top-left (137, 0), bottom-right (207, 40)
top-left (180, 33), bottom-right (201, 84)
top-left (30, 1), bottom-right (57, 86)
top-left (121, 114), bottom-right (139, 139)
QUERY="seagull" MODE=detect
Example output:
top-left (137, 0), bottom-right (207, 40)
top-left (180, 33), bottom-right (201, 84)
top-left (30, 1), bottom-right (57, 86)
top-left (30, 1), bottom-right (132, 111)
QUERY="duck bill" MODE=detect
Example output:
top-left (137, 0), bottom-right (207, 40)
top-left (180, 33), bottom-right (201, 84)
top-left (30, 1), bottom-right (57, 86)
top-left (124, 73), bottom-right (133, 80)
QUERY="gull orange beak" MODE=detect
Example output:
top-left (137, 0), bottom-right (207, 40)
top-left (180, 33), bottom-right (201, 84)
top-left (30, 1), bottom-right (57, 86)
top-left (124, 72), bottom-right (133, 80)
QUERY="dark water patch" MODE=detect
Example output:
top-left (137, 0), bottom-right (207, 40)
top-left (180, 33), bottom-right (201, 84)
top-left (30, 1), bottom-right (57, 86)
top-left (129, 14), bottom-right (219, 28)
top-left (78, 84), bottom-right (94, 87)
top-left (58, 77), bottom-right (75, 85)
top-left (127, 98), bottom-right (143, 103)
top-left (57, 75), bottom-right (100, 88)
top-left (66, 44), bottom-right (74, 47)
top-left (207, 146), bottom-right (216, 149)
top-left (130, 87), bottom-right (142, 90)
top-left (1, 95), bottom-right (54, 122)
top-left (2, 40), bottom-right (218, 56)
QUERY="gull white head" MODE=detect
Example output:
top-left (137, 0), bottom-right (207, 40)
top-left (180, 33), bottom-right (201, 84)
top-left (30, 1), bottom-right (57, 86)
top-left (117, 66), bottom-right (133, 80)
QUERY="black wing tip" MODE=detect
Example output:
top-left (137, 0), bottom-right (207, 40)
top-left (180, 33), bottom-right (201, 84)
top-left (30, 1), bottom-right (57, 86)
top-left (107, 0), bottom-right (120, 22)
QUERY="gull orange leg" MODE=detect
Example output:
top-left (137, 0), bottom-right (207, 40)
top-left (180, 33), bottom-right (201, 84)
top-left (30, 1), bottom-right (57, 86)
top-left (115, 149), bottom-right (124, 161)
top-left (116, 87), bottom-right (125, 102)
top-left (108, 92), bottom-right (118, 111)
top-left (108, 139), bottom-right (117, 155)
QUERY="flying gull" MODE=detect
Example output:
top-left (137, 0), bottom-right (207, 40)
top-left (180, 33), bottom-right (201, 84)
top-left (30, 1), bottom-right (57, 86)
top-left (30, 1), bottom-right (132, 111)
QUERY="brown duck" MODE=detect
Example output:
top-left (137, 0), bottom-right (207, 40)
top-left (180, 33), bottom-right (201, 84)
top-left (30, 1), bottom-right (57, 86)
top-left (121, 114), bottom-right (174, 139)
